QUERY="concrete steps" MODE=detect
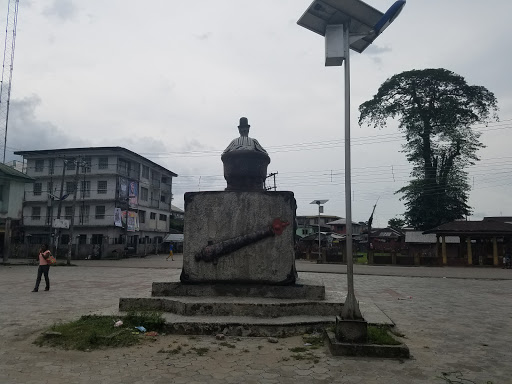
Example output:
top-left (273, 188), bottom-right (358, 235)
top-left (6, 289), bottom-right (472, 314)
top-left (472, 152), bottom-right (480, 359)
top-left (119, 296), bottom-right (343, 317)
top-left (151, 278), bottom-right (325, 300)
top-left (118, 276), bottom-right (393, 336)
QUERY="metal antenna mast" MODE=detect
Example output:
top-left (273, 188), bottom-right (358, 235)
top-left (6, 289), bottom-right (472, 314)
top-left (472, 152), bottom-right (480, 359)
top-left (0, 0), bottom-right (19, 163)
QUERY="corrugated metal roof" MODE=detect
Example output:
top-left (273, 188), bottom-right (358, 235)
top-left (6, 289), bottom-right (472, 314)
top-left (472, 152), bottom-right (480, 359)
top-left (326, 218), bottom-right (361, 226)
top-left (405, 231), bottom-right (459, 244)
top-left (0, 163), bottom-right (34, 182)
top-left (163, 233), bottom-right (184, 242)
top-left (424, 221), bottom-right (512, 235)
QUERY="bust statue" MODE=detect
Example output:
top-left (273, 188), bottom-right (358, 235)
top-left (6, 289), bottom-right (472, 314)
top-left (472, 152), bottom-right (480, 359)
top-left (221, 117), bottom-right (270, 191)
top-left (222, 117), bottom-right (268, 155)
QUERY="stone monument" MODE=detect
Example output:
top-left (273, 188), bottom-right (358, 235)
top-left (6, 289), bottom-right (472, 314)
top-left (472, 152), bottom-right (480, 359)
top-left (181, 117), bottom-right (297, 285)
top-left (120, 117), bottom-right (362, 337)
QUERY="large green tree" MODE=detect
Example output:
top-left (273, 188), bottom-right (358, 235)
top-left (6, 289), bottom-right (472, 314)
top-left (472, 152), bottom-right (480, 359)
top-left (359, 68), bottom-right (498, 230)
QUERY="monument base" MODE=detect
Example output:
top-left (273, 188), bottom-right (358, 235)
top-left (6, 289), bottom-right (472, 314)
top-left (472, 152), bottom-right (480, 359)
top-left (182, 191), bottom-right (297, 285)
top-left (152, 278), bottom-right (325, 300)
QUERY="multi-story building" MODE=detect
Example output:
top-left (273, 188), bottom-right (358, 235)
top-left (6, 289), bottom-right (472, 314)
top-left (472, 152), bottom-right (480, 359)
top-left (0, 163), bottom-right (34, 261)
top-left (14, 147), bottom-right (177, 258)
top-left (296, 214), bottom-right (341, 238)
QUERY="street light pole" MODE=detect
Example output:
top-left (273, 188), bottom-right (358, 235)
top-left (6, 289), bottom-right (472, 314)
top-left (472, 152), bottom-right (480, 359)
top-left (318, 203), bottom-right (321, 259)
top-left (340, 21), bottom-right (362, 320)
top-left (66, 157), bottom-right (82, 266)
top-left (311, 199), bottom-right (328, 261)
top-left (297, 0), bottom-right (406, 324)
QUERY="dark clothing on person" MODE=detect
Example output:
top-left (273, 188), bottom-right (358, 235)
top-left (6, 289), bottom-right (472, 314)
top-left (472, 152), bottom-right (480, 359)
top-left (34, 265), bottom-right (50, 291)
top-left (32, 248), bottom-right (51, 292)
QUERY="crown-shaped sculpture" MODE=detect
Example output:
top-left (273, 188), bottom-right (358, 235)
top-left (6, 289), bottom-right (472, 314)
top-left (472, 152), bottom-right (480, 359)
top-left (221, 117), bottom-right (271, 191)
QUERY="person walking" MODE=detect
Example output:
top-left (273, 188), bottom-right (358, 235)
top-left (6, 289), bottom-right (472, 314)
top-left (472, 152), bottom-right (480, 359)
top-left (32, 243), bottom-right (52, 292)
top-left (166, 243), bottom-right (174, 261)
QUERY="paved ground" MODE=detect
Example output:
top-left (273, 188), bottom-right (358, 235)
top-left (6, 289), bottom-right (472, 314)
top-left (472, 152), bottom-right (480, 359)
top-left (1, 254), bottom-right (511, 383)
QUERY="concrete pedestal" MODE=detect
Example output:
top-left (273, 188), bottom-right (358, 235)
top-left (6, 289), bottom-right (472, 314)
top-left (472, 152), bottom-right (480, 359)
top-left (335, 316), bottom-right (368, 343)
top-left (181, 191), bottom-right (297, 285)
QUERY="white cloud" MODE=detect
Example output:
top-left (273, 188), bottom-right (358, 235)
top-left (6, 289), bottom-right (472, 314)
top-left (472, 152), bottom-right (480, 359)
top-left (42, 0), bottom-right (78, 21)
top-left (2, 0), bottom-right (511, 226)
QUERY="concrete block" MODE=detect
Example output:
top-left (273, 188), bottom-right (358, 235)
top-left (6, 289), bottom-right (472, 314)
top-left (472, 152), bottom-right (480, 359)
top-left (325, 330), bottom-right (410, 358)
top-left (181, 191), bottom-right (297, 284)
top-left (335, 316), bottom-right (368, 343)
top-left (152, 278), bottom-right (325, 300)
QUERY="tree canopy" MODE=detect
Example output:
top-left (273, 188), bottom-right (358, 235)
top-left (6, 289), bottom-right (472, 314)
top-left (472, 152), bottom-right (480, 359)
top-left (359, 68), bottom-right (498, 230)
top-left (388, 217), bottom-right (406, 229)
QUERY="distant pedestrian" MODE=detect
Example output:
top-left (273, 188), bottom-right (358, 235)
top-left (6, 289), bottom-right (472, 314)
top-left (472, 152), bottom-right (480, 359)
top-left (32, 244), bottom-right (52, 292)
top-left (166, 243), bottom-right (174, 261)
top-left (504, 249), bottom-right (511, 269)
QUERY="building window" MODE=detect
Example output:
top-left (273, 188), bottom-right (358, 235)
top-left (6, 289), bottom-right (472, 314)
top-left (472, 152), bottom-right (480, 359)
top-left (98, 157), bottom-right (108, 170)
top-left (49, 159), bottom-right (55, 175)
top-left (81, 181), bottom-right (91, 198)
top-left (66, 160), bottom-right (75, 171)
top-left (33, 182), bottom-right (42, 196)
top-left (66, 181), bottom-right (76, 194)
top-left (159, 214), bottom-right (167, 221)
top-left (80, 205), bottom-right (90, 224)
top-left (92, 234), bottom-right (103, 245)
top-left (97, 181), bottom-right (107, 194)
top-left (141, 187), bottom-right (148, 201)
top-left (47, 182), bottom-right (54, 196)
top-left (150, 212), bottom-right (156, 220)
top-left (82, 157), bottom-right (92, 173)
top-left (139, 210), bottom-right (146, 223)
top-left (142, 165), bottom-right (149, 179)
top-left (160, 194), bottom-right (166, 203)
top-left (118, 159), bottom-right (130, 176)
top-left (31, 206), bottom-right (41, 220)
top-left (65, 206), bottom-right (73, 220)
top-left (95, 205), bottom-right (105, 219)
top-left (35, 160), bottom-right (44, 172)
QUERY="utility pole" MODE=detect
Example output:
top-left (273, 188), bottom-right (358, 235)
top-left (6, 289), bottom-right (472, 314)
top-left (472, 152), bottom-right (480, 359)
top-left (0, 0), bottom-right (20, 163)
top-left (66, 158), bottom-right (81, 265)
top-left (56, 159), bottom-right (67, 218)
top-left (52, 159), bottom-right (67, 256)
top-left (265, 172), bottom-right (278, 191)
top-left (367, 198), bottom-right (379, 265)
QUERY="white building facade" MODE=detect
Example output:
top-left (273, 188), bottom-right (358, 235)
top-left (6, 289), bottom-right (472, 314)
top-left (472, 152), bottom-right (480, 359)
top-left (14, 147), bottom-right (177, 258)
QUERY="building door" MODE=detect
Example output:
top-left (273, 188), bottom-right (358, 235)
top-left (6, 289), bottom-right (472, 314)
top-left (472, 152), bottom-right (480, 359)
top-left (91, 234), bottom-right (103, 260)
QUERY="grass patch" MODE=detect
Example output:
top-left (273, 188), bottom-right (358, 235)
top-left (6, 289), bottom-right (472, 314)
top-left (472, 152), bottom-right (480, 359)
top-left (219, 342), bottom-right (236, 349)
top-left (34, 312), bottom-right (165, 351)
top-left (354, 253), bottom-right (368, 264)
top-left (191, 347), bottom-right (209, 356)
top-left (302, 333), bottom-right (324, 347)
top-left (367, 326), bottom-right (401, 345)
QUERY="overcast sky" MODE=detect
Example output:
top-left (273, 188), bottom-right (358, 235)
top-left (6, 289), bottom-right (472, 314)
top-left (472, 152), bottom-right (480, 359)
top-left (2, 0), bottom-right (512, 227)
